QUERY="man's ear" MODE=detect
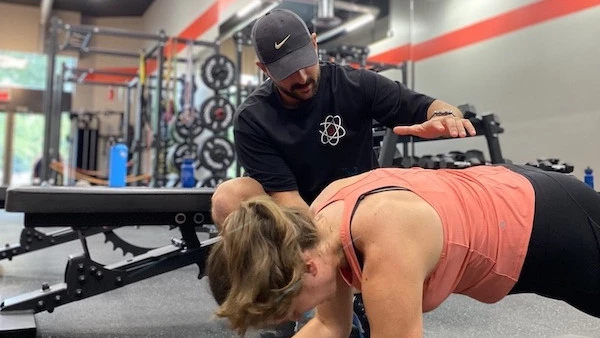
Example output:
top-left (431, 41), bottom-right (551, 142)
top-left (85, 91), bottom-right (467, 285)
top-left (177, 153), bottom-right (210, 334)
top-left (311, 33), bottom-right (318, 49)
top-left (256, 61), bottom-right (269, 77)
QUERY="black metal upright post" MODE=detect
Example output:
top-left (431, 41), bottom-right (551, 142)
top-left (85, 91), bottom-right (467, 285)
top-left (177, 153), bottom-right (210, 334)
top-left (49, 65), bottom-right (64, 184)
top-left (234, 32), bottom-right (244, 177)
top-left (377, 62), bottom-right (407, 167)
top-left (123, 84), bottom-right (131, 145)
top-left (482, 114), bottom-right (505, 164)
top-left (41, 17), bottom-right (59, 183)
top-left (133, 65), bottom-right (144, 179)
top-left (153, 32), bottom-right (166, 187)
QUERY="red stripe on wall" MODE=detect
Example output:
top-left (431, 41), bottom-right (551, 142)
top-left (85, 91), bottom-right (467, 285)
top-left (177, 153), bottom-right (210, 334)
top-left (368, 44), bottom-right (411, 65)
top-left (84, 67), bottom-right (138, 83)
top-left (370, 0), bottom-right (600, 64)
top-left (145, 1), bottom-right (222, 76)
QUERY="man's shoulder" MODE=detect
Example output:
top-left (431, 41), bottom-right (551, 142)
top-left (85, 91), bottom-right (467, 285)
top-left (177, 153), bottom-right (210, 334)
top-left (235, 81), bottom-right (274, 119)
top-left (321, 61), bottom-right (361, 75)
top-left (321, 62), bottom-right (367, 87)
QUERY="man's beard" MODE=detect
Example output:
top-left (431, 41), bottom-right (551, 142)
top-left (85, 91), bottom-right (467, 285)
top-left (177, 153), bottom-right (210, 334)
top-left (278, 75), bottom-right (320, 102)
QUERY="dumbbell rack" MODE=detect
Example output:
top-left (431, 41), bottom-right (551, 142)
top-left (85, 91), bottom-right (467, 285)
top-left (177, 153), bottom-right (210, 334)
top-left (376, 113), bottom-right (505, 167)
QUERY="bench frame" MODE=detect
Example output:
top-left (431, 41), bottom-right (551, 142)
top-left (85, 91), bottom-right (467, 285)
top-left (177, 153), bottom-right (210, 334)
top-left (0, 187), bottom-right (219, 336)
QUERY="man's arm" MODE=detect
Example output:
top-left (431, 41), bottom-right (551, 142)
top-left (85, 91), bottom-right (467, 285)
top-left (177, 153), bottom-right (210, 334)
top-left (293, 274), bottom-right (354, 338)
top-left (235, 117), bottom-right (309, 212)
top-left (234, 115), bottom-right (299, 194)
top-left (426, 99), bottom-right (464, 119)
top-left (358, 69), bottom-right (475, 138)
top-left (270, 190), bottom-right (310, 212)
top-left (394, 98), bottom-right (476, 138)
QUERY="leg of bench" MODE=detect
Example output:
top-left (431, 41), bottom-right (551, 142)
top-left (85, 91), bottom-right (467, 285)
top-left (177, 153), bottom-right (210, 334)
top-left (0, 226), bottom-right (152, 261)
top-left (1, 210), bottom-right (215, 315)
top-left (0, 237), bottom-right (218, 314)
top-left (0, 310), bottom-right (36, 338)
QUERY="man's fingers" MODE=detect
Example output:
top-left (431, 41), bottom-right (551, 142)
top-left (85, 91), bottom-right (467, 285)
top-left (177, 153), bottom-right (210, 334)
top-left (463, 119), bottom-right (477, 136)
top-left (393, 125), bottom-right (414, 135)
top-left (442, 118), bottom-right (459, 137)
top-left (393, 118), bottom-right (476, 138)
top-left (432, 120), bottom-right (446, 132)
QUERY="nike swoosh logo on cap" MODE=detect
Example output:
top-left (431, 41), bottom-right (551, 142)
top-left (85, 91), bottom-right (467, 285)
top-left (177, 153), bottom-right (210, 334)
top-left (275, 34), bottom-right (291, 50)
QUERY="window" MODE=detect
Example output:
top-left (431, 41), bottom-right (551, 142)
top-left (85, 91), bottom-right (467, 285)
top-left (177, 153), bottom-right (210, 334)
top-left (0, 49), bottom-right (77, 92)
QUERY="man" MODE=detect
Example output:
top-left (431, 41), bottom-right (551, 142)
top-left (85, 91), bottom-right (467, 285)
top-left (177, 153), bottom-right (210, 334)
top-left (209, 8), bottom-right (475, 338)
top-left (211, 8), bottom-right (474, 225)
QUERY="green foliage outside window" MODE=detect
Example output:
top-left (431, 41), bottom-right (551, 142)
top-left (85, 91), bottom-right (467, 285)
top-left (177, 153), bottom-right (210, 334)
top-left (0, 49), bottom-right (77, 185)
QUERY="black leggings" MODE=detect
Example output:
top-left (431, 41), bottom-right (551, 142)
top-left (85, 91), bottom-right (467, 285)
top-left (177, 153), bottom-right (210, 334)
top-left (506, 164), bottom-right (600, 318)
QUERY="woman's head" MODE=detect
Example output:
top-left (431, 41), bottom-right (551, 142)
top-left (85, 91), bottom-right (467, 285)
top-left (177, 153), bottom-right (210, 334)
top-left (206, 196), bottom-right (320, 335)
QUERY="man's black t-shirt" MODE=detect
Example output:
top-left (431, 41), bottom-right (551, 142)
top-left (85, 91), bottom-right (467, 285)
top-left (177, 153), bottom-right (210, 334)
top-left (234, 62), bottom-right (435, 203)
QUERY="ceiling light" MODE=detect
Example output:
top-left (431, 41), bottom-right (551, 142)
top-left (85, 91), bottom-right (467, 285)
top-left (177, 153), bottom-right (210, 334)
top-left (345, 13), bottom-right (375, 33)
top-left (237, 0), bottom-right (262, 18)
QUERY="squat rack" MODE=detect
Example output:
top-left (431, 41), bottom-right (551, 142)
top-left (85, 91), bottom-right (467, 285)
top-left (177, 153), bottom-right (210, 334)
top-left (56, 65), bottom-right (137, 186)
top-left (41, 17), bottom-right (221, 186)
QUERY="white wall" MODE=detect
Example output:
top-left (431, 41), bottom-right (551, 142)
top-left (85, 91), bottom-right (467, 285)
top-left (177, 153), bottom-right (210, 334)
top-left (412, 0), bottom-right (540, 42)
top-left (0, 3), bottom-right (81, 53)
top-left (407, 2), bottom-right (600, 180)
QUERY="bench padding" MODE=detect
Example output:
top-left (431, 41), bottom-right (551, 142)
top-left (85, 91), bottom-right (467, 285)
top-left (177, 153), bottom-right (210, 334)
top-left (5, 186), bottom-right (214, 213)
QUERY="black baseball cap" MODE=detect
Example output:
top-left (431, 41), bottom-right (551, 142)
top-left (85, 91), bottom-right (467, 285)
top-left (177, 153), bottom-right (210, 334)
top-left (251, 9), bottom-right (319, 82)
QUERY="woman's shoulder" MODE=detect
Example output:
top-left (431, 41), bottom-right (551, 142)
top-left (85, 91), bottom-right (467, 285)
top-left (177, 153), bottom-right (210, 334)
top-left (310, 173), bottom-right (371, 215)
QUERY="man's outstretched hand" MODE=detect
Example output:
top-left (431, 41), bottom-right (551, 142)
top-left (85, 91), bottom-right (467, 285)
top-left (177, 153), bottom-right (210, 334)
top-left (393, 116), bottom-right (477, 139)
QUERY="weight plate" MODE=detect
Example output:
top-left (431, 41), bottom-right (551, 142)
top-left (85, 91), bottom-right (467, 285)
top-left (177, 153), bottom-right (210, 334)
top-left (201, 54), bottom-right (235, 91)
top-left (199, 136), bottom-right (235, 172)
top-left (200, 96), bottom-right (235, 133)
top-left (172, 108), bottom-right (203, 143)
top-left (170, 142), bottom-right (201, 173)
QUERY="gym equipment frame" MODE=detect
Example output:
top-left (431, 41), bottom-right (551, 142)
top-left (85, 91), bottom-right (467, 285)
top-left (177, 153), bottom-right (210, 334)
top-left (39, 17), bottom-right (221, 187)
top-left (0, 185), bottom-right (219, 337)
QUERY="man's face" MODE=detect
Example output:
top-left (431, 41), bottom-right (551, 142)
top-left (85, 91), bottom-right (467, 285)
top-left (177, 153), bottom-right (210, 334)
top-left (273, 63), bottom-right (320, 102)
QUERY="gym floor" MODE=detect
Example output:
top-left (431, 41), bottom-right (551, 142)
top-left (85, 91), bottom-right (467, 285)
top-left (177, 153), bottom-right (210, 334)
top-left (0, 210), bottom-right (598, 338)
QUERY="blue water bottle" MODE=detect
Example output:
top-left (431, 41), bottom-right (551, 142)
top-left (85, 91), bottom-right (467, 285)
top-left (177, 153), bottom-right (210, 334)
top-left (584, 166), bottom-right (594, 189)
top-left (108, 141), bottom-right (128, 187)
top-left (181, 157), bottom-right (196, 188)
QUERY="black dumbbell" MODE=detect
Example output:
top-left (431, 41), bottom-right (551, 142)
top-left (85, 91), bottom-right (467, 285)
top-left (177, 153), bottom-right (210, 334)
top-left (395, 156), bottom-right (420, 168)
top-left (448, 151), bottom-right (465, 161)
top-left (561, 162), bottom-right (574, 173)
top-left (437, 154), bottom-right (456, 169)
top-left (539, 161), bottom-right (575, 174)
top-left (448, 161), bottom-right (472, 169)
top-left (418, 155), bottom-right (435, 169)
top-left (464, 149), bottom-right (486, 166)
top-left (538, 158), bottom-right (560, 165)
top-left (538, 161), bottom-right (558, 172)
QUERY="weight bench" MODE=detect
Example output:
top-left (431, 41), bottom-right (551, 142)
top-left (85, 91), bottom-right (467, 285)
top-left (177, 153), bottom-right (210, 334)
top-left (0, 186), bottom-right (220, 337)
top-left (0, 184), bottom-right (158, 261)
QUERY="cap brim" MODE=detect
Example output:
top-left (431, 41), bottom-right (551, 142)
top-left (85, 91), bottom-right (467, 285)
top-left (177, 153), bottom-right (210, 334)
top-left (265, 42), bottom-right (319, 82)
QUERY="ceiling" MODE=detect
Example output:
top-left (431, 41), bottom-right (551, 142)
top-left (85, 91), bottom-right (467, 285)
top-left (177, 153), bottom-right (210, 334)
top-left (0, 0), bottom-right (155, 17)
top-left (1, 0), bottom-right (391, 48)
top-left (221, 0), bottom-right (391, 51)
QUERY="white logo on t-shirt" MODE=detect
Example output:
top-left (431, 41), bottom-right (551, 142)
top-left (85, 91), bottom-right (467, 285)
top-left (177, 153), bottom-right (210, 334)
top-left (319, 115), bottom-right (346, 146)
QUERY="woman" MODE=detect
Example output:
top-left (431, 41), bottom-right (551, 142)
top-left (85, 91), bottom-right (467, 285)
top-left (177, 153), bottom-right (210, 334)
top-left (206, 164), bottom-right (600, 337)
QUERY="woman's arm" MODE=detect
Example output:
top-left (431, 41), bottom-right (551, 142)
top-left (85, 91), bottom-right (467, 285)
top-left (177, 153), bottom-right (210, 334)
top-left (354, 195), bottom-right (444, 338)
top-left (294, 274), bottom-right (354, 338)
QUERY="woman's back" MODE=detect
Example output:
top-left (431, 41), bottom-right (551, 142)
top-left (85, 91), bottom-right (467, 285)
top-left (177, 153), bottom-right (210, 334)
top-left (311, 165), bottom-right (536, 311)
